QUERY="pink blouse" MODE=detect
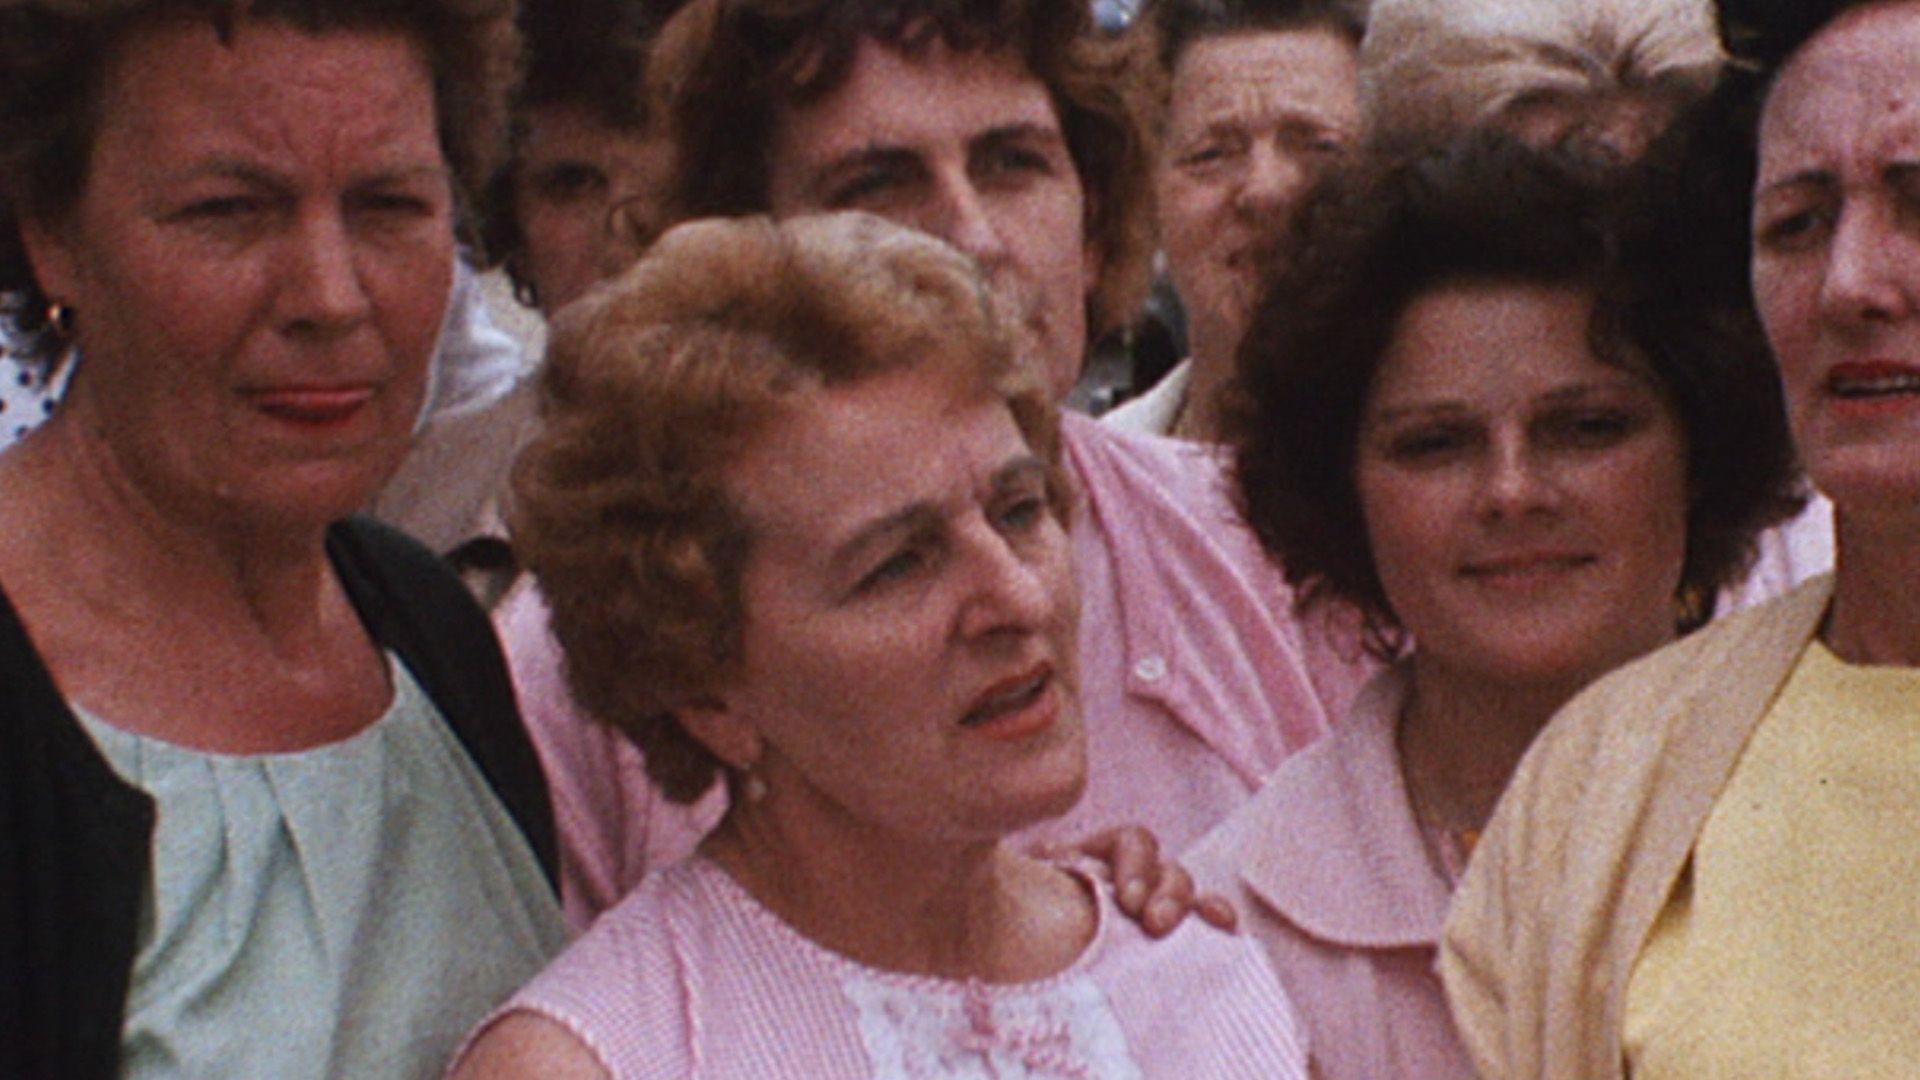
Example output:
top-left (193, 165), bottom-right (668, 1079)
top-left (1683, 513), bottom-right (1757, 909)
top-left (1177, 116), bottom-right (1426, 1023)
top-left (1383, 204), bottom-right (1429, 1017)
top-left (465, 858), bottom-right (1312, 1079)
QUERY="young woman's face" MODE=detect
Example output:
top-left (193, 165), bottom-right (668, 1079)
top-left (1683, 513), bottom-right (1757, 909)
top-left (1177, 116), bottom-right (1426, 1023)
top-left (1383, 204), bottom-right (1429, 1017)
top-left (1752, 0), bottom-right (1920, 522)
top-left (512, 102), bottom-right (672, 315)
top-left (698, 363), bottom-right (1084, 845)
top-left (1356, 282), bottom-right (1689, 690)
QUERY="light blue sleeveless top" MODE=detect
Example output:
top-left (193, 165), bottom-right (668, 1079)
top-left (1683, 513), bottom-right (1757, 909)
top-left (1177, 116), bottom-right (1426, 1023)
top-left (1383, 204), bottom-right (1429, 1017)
top-left (76, 654), bottom-right (569, 1079)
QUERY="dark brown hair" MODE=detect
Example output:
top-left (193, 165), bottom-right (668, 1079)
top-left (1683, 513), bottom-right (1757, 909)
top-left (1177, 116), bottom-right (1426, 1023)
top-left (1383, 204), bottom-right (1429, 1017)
top-left (647, 0), bottom-right (1158, 341)
top-left (1228, 132), bottom-right (1805, 658)
top-left (1139, 0), bottom-right (1362, 74)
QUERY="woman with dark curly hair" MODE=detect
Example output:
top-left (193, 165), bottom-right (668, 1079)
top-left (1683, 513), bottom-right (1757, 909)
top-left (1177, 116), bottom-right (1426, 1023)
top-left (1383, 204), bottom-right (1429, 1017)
top-left (0, 3), bottom-right (567, 1076)
top-left (1186, 133), bottom-right (1804, 1080)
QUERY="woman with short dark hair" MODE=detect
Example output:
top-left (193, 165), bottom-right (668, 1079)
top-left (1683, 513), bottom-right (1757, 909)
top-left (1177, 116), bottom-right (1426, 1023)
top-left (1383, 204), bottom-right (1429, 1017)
top-left (1187, 133), bottom-right (1802, 1079)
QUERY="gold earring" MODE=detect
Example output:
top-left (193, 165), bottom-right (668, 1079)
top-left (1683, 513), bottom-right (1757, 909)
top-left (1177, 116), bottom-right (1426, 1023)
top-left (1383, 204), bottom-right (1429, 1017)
top-left (740, 767), bottom-right (768, 803)
top-left (45, 302), bottom-right (74, 338)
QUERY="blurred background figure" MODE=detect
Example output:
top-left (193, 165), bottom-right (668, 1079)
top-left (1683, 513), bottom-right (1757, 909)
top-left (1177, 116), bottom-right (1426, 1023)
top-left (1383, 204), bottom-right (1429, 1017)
top-left (0, 2), bottom-right (568, 1077)
top-left (1360, 0), bottom-right (1721, 159)
top-left (369, 0), bottom-right (683, 606)
top-left (1445, 2), bottom-right (1920, 1074)
top-left (1108, 0), bottom-right (1364, 439)
top-left (455, 211), bottom-right (1313, 1080)
top-left (1188, 133), bottom-right (1803, 1079)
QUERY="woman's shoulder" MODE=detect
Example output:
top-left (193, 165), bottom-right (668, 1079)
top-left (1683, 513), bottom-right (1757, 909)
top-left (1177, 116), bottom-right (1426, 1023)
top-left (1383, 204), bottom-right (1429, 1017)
top-left (485, 863), bottom-right (719, 1077)
top-left (1517, 575), bottom-right (1834, 797)
top-left (1083, 875), bottom-right (1313, 1078)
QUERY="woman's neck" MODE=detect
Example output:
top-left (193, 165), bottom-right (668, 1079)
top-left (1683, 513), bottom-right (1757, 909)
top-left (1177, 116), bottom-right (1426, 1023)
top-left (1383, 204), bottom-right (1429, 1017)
top-left (1395, 655), bottom-right (1589, 835)
top-left (700, 794), bottom-right (1094, 984)
top-left (4, 411), bottom-right (333, 636)
top-left (1826, 507), bottom-right (1920, 666)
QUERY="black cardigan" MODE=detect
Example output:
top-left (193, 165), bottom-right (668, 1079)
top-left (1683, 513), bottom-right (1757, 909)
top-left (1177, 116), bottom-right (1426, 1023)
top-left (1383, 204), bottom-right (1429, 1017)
top-left (0, 517), bottom-right (557, 1080)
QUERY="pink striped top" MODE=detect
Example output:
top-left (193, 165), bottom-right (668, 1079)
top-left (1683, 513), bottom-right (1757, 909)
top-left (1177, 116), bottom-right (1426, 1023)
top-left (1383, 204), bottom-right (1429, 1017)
top-left (470, 858), bottom-right (1311, 1079)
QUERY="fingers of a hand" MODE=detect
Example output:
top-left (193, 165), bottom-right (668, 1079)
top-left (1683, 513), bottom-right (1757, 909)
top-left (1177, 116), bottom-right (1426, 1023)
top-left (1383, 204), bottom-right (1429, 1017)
top-left (1197, 892), bottom-right (1239, 933)
top-left (1098, 827), bottom-right (1163, 914)
top-left (1143, 865), bottom-right (1197, 937)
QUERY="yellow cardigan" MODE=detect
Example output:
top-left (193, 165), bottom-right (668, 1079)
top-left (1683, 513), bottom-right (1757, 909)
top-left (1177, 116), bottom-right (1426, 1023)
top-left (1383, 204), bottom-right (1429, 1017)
top-left (1438, 576), bottom-right (1833, 1079)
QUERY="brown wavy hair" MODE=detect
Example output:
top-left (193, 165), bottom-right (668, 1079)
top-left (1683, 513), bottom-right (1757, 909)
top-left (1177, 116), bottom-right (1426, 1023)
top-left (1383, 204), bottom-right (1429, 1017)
top-left (645, 0), bottom-right (1158, 342)
top-left (511, 211), bottom-right (1069, 802)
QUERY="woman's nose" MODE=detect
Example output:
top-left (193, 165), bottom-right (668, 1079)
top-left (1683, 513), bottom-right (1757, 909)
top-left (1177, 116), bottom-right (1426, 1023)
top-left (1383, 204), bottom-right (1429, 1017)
top-left (280, 212), bottom-right (373, 337)
top-left (1476, 440), bottom-right (1560, 522)
top-left (958, 531), bottom-right (1054, 641)
top-left (1819, 201), bottom-right (1916, 328)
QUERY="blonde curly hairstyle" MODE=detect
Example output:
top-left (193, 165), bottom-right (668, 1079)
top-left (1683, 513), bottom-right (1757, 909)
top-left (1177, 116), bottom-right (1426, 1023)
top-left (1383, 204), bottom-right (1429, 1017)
top-left (511, 211), bottom-right (1068, 803)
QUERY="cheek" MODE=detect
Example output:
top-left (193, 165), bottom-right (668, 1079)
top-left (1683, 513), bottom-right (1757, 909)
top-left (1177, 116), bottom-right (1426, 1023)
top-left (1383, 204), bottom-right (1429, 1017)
top-left (1357, 466), bottom-right (1452, 613)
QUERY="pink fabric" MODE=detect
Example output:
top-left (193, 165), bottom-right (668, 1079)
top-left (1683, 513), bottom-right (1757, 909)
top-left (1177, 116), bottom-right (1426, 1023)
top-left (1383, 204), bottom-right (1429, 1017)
top-left (468, 858), bottom-right (1312, 1079)
top-left (499, 414), bottom-right (1373, 929)
top-left (1023, 416), bottom-right (1371, 853)
top-left (1186, 665), bottom-right (1477, 1080)
top-left (495, 581), bottom-right (725, 930)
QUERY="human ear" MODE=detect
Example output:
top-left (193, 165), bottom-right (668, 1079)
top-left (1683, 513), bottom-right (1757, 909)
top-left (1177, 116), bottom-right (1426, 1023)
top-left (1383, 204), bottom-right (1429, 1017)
top-left (676, 697), bottom-right (765, 772)
top-left (17, 211), bottom-right (82, 307)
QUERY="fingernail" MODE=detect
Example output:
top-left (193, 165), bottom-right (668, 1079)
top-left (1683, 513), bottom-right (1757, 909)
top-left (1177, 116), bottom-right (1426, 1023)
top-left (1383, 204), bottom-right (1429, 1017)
top-left (1122, 881), bottom-right (1147, 909)
top-left (1148, 898), bottom-right (1177, 929)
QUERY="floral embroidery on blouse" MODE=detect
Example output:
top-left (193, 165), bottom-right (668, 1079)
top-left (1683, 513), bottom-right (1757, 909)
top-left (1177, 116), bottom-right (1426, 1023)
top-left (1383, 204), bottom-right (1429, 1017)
top-left (842, 971), bottom-right (1143, 1080)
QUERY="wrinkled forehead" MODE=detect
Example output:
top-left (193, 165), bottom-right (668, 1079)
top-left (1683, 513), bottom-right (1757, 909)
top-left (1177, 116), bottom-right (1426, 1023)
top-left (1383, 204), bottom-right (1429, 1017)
top-left (1758, 3), bottom-right (1920, 174)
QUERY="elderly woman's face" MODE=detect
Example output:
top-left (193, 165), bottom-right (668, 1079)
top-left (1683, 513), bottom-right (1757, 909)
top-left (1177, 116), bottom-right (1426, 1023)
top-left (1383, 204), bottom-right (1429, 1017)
top-left (1356, 283), bottom-right (1688, 690)
top-left (1154, 27), bottom-right (1360, 359)
top-left (694, 363), bottom-right (1084, 843)
top-left (1752, 0), bottom-right (1920, 518)
top-left (22, 19), bottom-right (452, 527)
top-left (512, 102), bottom-right (673, 315)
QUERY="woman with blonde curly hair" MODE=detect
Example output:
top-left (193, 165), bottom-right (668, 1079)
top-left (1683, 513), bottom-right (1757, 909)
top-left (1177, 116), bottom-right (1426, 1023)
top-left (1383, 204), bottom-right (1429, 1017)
top-left (0, 3), bottom-right (566, 1075)
top-left (453, 211), bottom-right (1312, 1079)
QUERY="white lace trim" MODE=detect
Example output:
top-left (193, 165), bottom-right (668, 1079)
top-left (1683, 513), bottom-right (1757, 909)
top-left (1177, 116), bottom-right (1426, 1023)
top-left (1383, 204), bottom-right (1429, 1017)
top-left (842, 971), bottom-right (1143, 1080)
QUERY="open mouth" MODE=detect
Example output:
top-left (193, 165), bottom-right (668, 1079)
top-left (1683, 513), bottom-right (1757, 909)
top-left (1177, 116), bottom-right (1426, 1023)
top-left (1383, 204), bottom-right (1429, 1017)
top-left (961, 670), bottom-right (1051, 729)
top-left (1828, 363), bottom-right (1920, 401)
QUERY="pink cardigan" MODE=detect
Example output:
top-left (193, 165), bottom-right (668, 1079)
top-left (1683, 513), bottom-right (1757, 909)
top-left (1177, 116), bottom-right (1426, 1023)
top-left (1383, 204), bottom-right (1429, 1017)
top-left (467, 858), bottom-right (1313, 1078)
top-left (500, 415), bottom-right (1372, 927)
top-left (1187, 665), bottom-right (1476, 1079)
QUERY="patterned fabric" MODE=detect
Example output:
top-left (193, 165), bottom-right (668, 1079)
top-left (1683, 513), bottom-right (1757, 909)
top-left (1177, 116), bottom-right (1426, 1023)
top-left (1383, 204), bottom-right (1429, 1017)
top-left (466, 857), bottom-right (1311, 1079)
top-left (1187, 664), bottom-right (1478, 1080)
top-left (0, 297), bottom-right (68, 448)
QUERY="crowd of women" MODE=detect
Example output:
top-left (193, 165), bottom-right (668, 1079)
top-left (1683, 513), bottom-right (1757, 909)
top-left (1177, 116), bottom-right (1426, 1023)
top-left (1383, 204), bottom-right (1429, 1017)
top-left (1, 0), bottom-right (1914, 1077)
